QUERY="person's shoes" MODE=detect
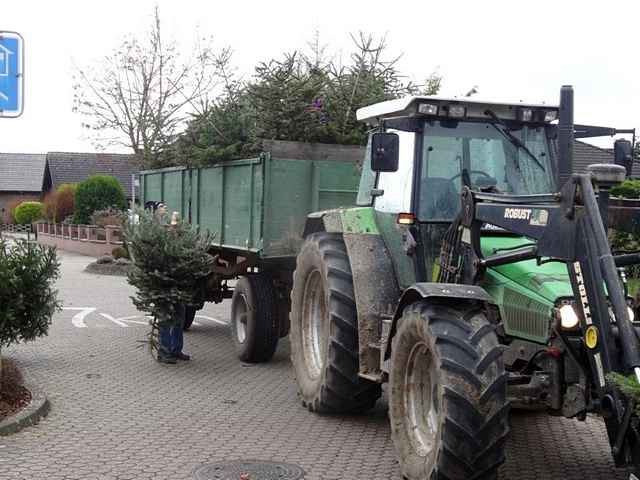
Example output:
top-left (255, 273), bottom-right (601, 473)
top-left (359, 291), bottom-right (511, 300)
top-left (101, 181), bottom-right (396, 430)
top-left (176, 351), bottom-right (191, 361)
top-left (157, 354), bottom-right (177, 364)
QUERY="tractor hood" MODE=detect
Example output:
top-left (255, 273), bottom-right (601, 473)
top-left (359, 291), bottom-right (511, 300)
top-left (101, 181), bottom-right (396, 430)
top-left (480, 236), bottom-right (573, 302)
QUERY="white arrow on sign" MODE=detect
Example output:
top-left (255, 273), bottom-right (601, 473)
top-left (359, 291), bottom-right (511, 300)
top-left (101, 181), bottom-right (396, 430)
top-left (0, 91), bottom-right (7, 101)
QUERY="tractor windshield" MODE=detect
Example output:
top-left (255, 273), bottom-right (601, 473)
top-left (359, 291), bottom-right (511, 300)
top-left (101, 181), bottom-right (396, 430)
top-left (418, 120), bottom-right (554, 221)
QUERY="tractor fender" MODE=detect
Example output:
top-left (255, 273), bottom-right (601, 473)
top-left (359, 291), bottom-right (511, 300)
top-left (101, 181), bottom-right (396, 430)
top-left (384, 283), bottom-right (496, 360)
top-left (303, 209), bottom-right (348, 237)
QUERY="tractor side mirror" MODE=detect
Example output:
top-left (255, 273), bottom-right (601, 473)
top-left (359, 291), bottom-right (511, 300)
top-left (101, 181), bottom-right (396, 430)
top-left (371, 132), bottom-right (399, 172)
top-left (614, 139), bottom-right (633, 177)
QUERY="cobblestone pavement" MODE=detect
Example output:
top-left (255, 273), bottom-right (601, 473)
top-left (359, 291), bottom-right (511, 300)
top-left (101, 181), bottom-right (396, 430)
top-left (0, 251), bottom-right (633, 480)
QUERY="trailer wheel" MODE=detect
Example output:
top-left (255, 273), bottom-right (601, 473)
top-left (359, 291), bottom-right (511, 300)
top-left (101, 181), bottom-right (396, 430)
top-left (231, 274), bottom-right (279, 363)
top-left (289, 232), bottom-right (381, 413)
top-left (389, 301), bottom-right (509, 480)
top-left (183, 306), bottom-right (197, 331)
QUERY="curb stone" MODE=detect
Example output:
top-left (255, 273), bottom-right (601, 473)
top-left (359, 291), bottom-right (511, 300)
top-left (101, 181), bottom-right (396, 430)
top-left (0, 381), bottom-right (50, 436)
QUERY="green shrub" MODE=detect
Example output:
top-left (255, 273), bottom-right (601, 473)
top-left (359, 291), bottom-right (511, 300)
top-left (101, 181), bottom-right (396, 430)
top-left (608, 373), bottom-right (640, 416)
top-left (111, 246), bottom-right (129, 260)
top-left (0, 240), bottom-right (61, 348)
top-left (74, 175), bottom-right (126, 224)
top-left (610, 180), bottom-right (640, 281)
top-left (13, 201), bottom-right (44, 225)
top-left (611, 179), bottom-right (640, 199)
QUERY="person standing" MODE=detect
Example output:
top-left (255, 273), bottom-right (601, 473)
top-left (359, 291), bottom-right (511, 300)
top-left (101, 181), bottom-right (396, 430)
top-left (157, 303), bottom-right (190, 364)
top-left (145, 201), bottom-right (191, 364)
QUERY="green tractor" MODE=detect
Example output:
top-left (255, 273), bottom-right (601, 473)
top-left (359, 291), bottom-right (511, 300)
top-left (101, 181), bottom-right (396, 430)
top-left (289, 86), bottom-right (640, 479)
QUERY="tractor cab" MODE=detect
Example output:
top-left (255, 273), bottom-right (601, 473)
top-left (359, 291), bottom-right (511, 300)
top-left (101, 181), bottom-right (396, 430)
top-left (356, 95), bottom-right (563, 289)
top-left (357, 95), bottom-right (560, 222)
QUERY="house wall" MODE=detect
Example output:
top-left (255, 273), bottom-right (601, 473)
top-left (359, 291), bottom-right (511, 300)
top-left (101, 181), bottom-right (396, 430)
top-left (0, 192), bottom-right (41, 223)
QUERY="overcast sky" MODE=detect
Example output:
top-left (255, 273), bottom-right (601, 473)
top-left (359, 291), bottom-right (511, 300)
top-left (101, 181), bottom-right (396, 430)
top-left (1, 0), bottom-right (638, 153)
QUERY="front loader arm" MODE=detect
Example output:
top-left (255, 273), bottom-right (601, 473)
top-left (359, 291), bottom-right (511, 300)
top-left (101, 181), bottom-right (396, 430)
top-left (445, 168), bottom-right (640, 463)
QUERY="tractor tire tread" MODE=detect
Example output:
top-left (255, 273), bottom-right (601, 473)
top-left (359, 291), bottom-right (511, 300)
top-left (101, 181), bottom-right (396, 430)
top-left (232, 274), bottom-right (279, 363)
top-left (390, 301), bottom-right (508, 480)
top-left (290, 232), bottom-right (381, 414)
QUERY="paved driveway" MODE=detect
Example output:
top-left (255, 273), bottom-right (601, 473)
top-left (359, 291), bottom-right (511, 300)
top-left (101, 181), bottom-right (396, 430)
top-left (0, 251), bottom-right (632, 479)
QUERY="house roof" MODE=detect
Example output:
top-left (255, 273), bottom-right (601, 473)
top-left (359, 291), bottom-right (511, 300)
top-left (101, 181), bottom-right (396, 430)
top-left (554, 139), bottom-right (640, 177)
top-left (46, 152), bottom-right (139, 197)
top-left (0, 153), bottom-right (47, 192)
top-left (572, 140), bottom-right (616, 173)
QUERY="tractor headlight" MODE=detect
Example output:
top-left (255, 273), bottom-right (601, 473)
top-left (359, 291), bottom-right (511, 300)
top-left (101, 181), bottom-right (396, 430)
top-left (418, 103), bottom-right (438, 115)
top-left (559, 304), bottom-right (580, 329)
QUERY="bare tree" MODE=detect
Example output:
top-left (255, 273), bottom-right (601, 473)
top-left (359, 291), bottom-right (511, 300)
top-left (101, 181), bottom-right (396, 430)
top-left (73, 7), bottom-right (224, 168)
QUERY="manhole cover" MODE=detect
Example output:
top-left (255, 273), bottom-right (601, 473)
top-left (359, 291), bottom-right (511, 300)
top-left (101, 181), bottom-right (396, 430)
top-left (194, 460), bottom-right (305, 480)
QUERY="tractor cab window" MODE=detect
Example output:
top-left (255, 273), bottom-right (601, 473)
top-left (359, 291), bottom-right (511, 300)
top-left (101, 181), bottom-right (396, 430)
top-left (418, 120), bottom-right (553, 221)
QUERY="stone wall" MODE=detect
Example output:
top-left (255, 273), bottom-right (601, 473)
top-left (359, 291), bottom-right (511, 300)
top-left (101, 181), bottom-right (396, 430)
top-left (36, 223), bottom-right (124, 258)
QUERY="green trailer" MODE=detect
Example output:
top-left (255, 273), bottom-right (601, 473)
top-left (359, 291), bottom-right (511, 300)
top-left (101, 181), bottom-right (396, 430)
top-left (139, 140), bottom-right (364, 361)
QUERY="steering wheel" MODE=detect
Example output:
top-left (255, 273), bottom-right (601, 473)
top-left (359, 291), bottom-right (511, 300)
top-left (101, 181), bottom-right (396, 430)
top-left (450, 169), bottom-right (494, 183)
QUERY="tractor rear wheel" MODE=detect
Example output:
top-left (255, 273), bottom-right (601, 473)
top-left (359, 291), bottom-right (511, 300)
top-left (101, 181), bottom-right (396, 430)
top-left (289, 232), bottom-right (381, 413)
top-left (389, 301), bottom-right (509, 480)
top-left (230, 274), bottom-right (279, 363)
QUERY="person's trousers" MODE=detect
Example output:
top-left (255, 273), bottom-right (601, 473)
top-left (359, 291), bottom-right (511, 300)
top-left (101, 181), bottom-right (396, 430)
top-left (158, 304), bottom-right (185, 357)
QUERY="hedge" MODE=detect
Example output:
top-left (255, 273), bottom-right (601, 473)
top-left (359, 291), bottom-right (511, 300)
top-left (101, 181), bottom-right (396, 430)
top-left (13, 201), bottom-right (44, 225)
top-left (611, 179), bottom-right (640, 199)
top-left (74, 175), bottom-right (127, 224)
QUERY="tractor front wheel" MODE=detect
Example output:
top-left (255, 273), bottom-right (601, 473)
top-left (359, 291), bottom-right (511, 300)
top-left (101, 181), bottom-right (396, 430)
top-left (389, 301), bottom-right (509, 480)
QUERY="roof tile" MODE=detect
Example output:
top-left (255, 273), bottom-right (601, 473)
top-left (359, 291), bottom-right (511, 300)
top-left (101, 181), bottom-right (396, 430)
top-left (0, 153), bottom-right (47, 191)
top-left (46, 152), bottom-right (139, 196)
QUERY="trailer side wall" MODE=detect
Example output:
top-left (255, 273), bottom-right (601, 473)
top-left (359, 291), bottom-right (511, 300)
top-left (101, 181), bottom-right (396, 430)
top-left (139, 144), bottom-right (363, 260)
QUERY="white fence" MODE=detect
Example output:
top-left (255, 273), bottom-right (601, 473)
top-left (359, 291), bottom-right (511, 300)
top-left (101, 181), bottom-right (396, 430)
top-left (0, 224), bottom-right (33, 242)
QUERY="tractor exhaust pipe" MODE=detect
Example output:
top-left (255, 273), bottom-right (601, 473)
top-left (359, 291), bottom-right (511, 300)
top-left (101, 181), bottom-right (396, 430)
top-left (558, 85), bottom-right (574, 188)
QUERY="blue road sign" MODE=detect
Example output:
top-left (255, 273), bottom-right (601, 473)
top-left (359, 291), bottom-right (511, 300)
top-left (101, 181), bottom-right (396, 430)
top-left (0, 31), bottom-right (24, 118)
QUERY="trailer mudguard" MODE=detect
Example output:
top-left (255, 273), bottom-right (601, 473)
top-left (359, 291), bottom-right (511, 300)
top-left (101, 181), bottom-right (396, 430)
top-left (303, 208), bottom-right (401, 380)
